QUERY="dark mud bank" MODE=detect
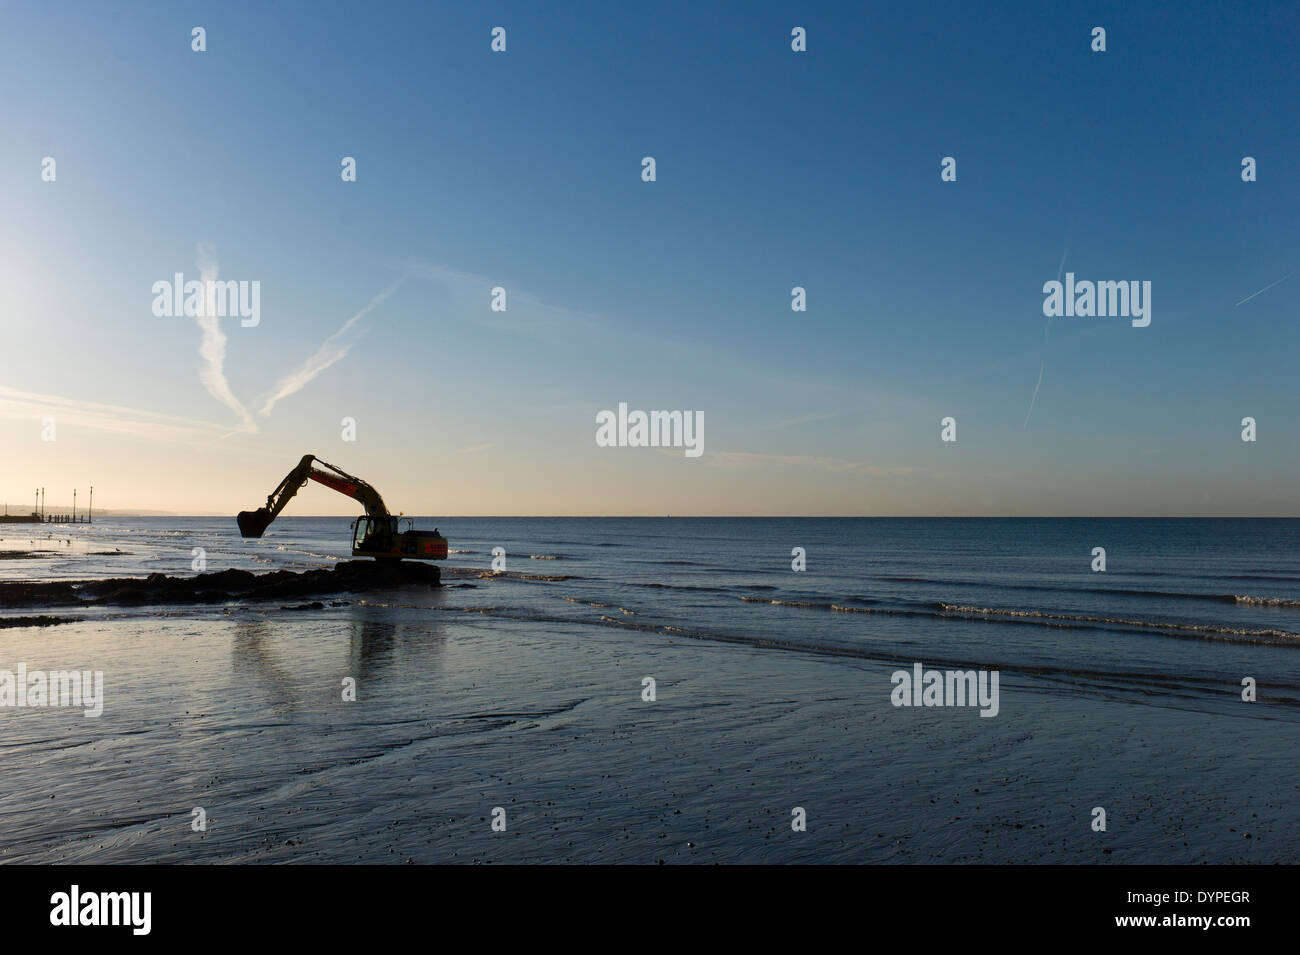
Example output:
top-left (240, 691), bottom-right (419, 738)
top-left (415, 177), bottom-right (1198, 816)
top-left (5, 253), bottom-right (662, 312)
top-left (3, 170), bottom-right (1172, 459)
top-left (0, 560), bottom-right (440, 609)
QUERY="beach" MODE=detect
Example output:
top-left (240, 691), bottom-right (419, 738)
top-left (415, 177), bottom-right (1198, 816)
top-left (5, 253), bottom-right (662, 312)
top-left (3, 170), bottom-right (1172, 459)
top-left (1, 517), bottom-right (1297, 864)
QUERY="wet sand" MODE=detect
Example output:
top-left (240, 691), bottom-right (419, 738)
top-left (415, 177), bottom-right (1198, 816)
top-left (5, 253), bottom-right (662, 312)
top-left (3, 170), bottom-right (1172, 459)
top-left (0, 601), bottom-right (1293, 864)
top-left (0, 535), bottom-right (113, 559)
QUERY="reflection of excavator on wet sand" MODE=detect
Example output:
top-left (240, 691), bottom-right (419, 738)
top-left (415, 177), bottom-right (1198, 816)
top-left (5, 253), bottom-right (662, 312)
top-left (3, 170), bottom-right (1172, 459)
top-left (237, 454), bottom-right (448, 561)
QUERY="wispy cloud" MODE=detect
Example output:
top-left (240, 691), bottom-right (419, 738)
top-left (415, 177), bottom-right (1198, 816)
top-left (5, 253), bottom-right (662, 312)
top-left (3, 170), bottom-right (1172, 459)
top-left (408, 262), bottom-right (607, 338)
top-left (451, 442), bottom-right (495, 455)
top-left (194, 245), bottom-right (257, 431)
top-left (0, 384), bottom-right (233, 443)
top-left (770, 412), bottom-right (837, 430)
top-left (257, 276), bottom-right (406, 416)
top-left (703, 450), bottom-right (919, 476)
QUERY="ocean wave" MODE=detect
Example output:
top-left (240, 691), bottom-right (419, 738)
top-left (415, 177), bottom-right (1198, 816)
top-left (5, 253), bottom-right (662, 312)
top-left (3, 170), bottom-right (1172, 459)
top-left (633, 582), bottom-right (731, 593)
top-left (273, 547), bottom-right (340, 561)
top-left (936, 603), bottom-right (1300, 643)
top-left (880, 574), bottom-right (1300, 607)
top-left (740, 596), bottom-right (828, 609)
top-left (738, 595), bottom-right (882, 611)
top-left (476, 570), bottom-right (572, 582)
top-left (1235, 594), bottom-right (1300, 608)
top-left (629, 581), bottom-right (779, 596)
top-left (733, 591), bottom-right (1300, 644)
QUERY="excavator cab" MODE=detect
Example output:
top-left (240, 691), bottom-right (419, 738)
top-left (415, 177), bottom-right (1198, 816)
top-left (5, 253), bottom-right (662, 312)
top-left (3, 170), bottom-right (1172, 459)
top-left (352, 517), bottom-right (448, 560)
top-left (352, 516), bottom-right (396, 556)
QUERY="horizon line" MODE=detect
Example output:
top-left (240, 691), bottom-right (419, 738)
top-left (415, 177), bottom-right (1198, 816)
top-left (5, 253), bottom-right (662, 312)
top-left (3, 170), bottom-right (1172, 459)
top-left (47, 513), bottom-right (1300, 520)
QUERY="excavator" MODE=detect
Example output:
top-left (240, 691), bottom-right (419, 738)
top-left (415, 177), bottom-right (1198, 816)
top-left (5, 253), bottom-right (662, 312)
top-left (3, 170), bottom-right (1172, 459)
top-left (237, 454), bottom-right (448, 561)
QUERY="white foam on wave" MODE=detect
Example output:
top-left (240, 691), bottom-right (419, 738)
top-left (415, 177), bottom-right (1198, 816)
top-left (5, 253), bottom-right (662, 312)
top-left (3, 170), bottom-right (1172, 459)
top-left (1235, 594), bottom-right (1300, 608)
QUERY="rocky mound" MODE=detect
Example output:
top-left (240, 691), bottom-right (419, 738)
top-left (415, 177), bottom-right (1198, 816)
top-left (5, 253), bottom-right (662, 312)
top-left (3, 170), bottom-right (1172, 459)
top-left (0, 560), bottom-right (440, 609)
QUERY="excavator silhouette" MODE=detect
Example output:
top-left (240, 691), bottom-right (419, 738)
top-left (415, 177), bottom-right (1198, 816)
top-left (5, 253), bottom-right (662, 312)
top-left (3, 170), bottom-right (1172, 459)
top-left (237, 454), bottom-right (448, 561)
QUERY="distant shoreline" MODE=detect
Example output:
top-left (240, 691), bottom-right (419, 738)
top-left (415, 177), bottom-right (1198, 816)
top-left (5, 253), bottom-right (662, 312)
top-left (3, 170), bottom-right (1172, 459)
top-left (43, 514), bottom-right (1300, 520)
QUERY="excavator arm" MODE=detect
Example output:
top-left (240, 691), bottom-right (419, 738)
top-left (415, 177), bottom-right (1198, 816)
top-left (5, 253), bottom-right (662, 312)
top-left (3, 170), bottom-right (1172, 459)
top-left (237, 453), bottom-right (445, 562)
top-left (237, 454), bottom-right (390, 538)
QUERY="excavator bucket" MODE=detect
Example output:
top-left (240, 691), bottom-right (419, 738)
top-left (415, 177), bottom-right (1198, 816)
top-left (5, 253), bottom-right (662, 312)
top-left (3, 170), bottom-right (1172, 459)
top-left (237, 508), bottom-right (274, 538)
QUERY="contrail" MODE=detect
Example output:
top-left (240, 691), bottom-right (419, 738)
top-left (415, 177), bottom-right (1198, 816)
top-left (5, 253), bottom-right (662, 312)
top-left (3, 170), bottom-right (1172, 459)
top-left (1235, 271), bottom-right (1293, 306)
top-left (194, 245), bottom-right (257, 431)
top-left (258, 275), bottom-right (406, 416)
top-left (1025, 246), bottom-right (1066, 428)
top-left (1024, 360), bottom-right (1045, 429)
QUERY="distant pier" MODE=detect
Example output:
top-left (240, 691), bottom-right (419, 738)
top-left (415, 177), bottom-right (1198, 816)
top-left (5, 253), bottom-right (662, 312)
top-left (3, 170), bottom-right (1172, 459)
top-left (0, 513), bottom-right (42, 524)
top-left (1, 486), bottom-right (93, 524)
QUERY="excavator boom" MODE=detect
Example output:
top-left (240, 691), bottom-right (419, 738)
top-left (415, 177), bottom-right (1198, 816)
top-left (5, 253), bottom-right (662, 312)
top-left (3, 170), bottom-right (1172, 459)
top-left (307, 469), bottom-right (387, 517)
top-left (236, 454), bottom-right (446, 561)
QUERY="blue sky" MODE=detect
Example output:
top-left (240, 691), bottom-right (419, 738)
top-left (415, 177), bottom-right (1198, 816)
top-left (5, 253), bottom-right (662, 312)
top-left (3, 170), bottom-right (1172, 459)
top-left (1, 0), bottom-right (1296, 515)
